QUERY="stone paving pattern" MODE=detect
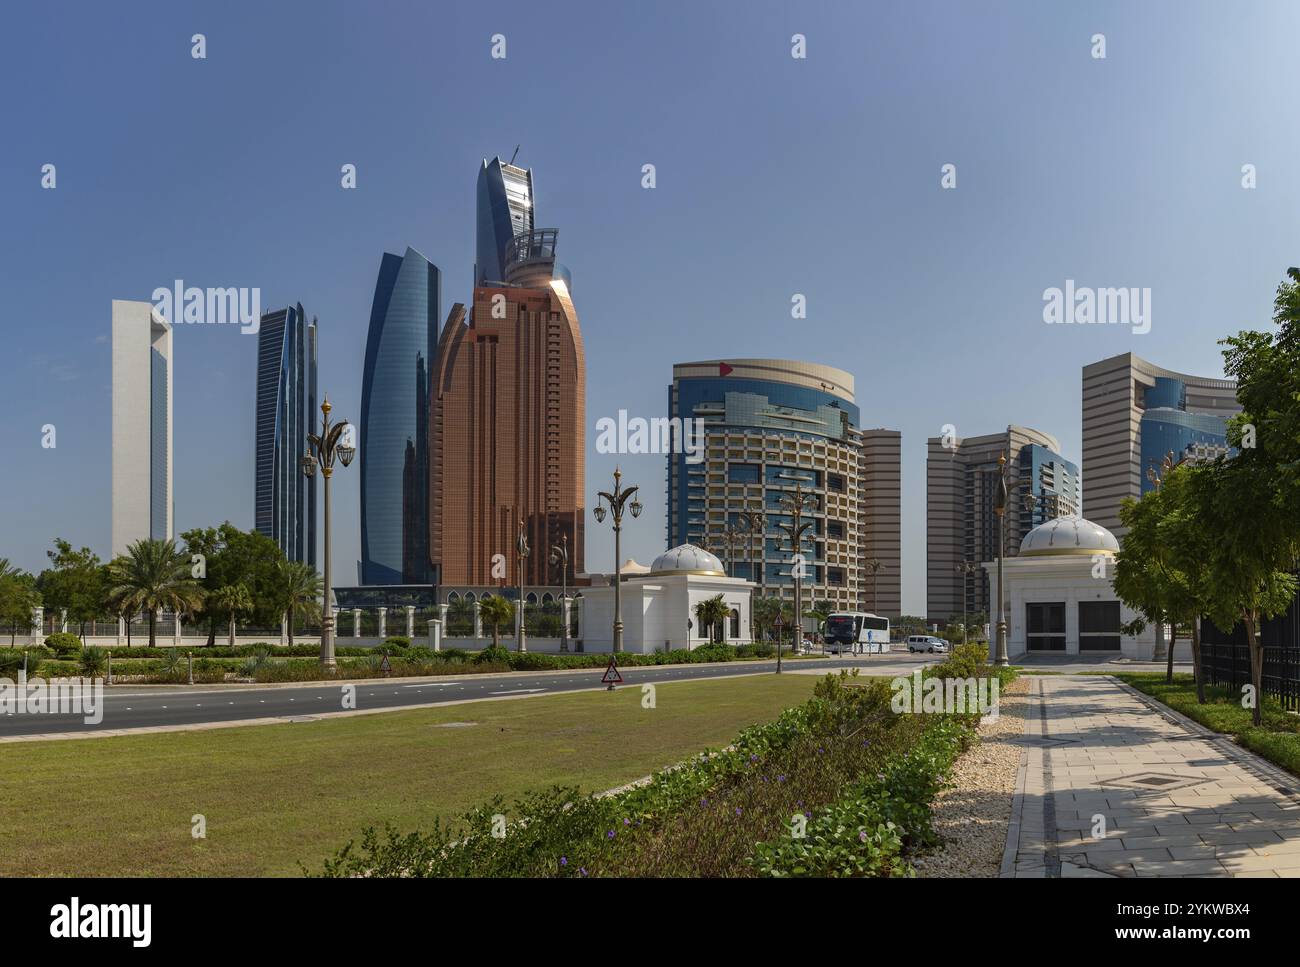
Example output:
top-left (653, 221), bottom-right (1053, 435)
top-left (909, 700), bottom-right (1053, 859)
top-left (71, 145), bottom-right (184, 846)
top-left (1004, 675), bottom-right (1300, 878)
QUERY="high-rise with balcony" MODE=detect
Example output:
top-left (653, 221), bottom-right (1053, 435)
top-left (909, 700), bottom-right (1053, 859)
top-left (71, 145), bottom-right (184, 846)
top-left (666, 359), bottom-right (902, 617)
top-left (926, 425), bottom-right (1079, 625)
top-left (1082, 352), bottom-right (1239, 535)
top-left (254, 304), bottom-right (317, 565)
top-left (360, 247), bottom-right (439, 585)
top-left (475, 156), bottom-right (535, 287)
top-left (111, 299), bottom-right (172, 555)
top-left (429, 227), bottom-right (584, 590)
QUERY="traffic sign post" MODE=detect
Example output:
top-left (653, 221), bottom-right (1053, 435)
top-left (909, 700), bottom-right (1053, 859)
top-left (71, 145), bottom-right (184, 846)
top-left (602, 655), bottom-right (623, 691)
top-left (380, 651), bottom-right (392, 678)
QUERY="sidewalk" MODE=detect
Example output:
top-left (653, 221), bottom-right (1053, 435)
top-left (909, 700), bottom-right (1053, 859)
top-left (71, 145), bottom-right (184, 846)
top-left (1003, 675), bottom-right (1300, 878)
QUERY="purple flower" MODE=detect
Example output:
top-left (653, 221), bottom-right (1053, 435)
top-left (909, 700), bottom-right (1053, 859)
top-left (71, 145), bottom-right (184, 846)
top-left (607, 830), bottom-right (616, 839)
top-left (859, 830), bottom-right (868, 842)
top-left (560, 856), bottom-right (568, 866)
top-left (580, 867), bottom-right (588, 877)
top-left (735, 807), bottom-right (743, 816)
top-left (700, 797), bottom-right (709, 807)
top-left (777, 775), bottom-right (786, 783)
top-left (623, 818), bottom-right (631, 826)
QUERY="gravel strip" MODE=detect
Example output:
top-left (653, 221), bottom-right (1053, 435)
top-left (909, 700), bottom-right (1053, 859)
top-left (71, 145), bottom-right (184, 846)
top-left (914, 676), bottom-right (1030, 878)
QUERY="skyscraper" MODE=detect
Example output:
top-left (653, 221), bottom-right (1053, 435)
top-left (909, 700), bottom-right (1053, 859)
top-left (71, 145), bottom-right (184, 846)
top-left (666, 359), bottom-right (902, 616)
top-left (254, 304), bottom-right (317, 565)
top-left (1082, 352), bottom-right (1239, 535)
top-left (360, 247), bottom-right (439, 585)
top-left (111, 299), bottom-right (172, 555)
top-left (429, 229), bottom-right (585, 590)
top-left (926, 425), bottom-right (1078, 625)
top-left (475, 156), bottom-right (535, 286)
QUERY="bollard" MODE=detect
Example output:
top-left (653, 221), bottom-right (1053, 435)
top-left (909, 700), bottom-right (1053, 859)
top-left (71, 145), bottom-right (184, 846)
top-left (107, 650), bottom-right (113, 686)
top-left (187, 651), bottom-right (193, 686)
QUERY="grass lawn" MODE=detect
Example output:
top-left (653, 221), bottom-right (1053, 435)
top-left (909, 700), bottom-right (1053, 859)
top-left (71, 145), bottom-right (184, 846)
top-left (0, 673), bottom-right (818, 877)
top-left (1116, 672), bottom-right (1300, 777)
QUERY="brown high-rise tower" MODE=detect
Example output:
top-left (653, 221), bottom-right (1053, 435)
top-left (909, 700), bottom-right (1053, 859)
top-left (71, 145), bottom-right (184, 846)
top-left (429, 229), bottom-right (585, 587)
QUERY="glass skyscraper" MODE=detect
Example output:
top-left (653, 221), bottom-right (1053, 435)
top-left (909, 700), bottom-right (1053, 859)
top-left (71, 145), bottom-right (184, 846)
top-left (475, 156), bottom-right (534, 286)
top-left (254, 304), bottom-right (317, 565)
top-left (1138, 376), bottom-right (1234, 493)
top-left (360, 246), bottom-right (439, 585)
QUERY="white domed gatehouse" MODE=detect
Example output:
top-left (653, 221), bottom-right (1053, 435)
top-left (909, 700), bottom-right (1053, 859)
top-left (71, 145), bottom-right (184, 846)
top-left (981, 516), bottom-right (1162, 660)
top-left (577, 544), bottom-right (754, 653)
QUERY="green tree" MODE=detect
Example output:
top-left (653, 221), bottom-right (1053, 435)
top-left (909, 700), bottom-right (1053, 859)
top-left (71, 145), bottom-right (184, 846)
top-left (271, 560), bottom-right (322, 646)
top-left (1115, 481), bottom-right (1189, 685)
top-left (694, 594), bottom-right (730, 644)
top-left (209, 583), bottom-right (254, 647)
top-left (36, 539), bottom-right (104, 640)
top-left (751, 595), bottom-right (785, 644)
top-left (0, 563), bottom-right (40, 646)
top-left (104, 539), bottom-right (207, 648)
top-left (478, 595), bottom-right (514, 649)
top-left (181, 524), bottom-right (287, 642)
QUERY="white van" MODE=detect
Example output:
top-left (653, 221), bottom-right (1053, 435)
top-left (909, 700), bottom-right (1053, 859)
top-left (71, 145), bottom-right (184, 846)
top-left (906, 635), bottom-right (949, 654)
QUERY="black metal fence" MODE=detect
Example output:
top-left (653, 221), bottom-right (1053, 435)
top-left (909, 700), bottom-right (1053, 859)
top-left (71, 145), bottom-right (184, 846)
top-left (1201, 589), bottom-right (1300, 712)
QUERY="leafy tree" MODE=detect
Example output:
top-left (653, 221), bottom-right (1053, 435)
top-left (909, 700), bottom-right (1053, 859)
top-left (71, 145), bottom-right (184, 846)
top-left (694, 594), bottom-right (730, 644)
top-left (209, 583), bottom-right (254, 646)
top-left (271, 560), bottom-right (322, 646)
top-left (1115, 481), bottom-right (1188, 685)
top-left (36, 539), bottom-right (104, 640)
top-left (751, 595), bottom-right (786, 644)
top-left (478, 595), bottom-right (514, 649)
top-left (0, 563), bottom-right (40, 646)
top-left (104, 539), bottom-right (207, 647)
top-left (181, 524), bottom-right (287, 642)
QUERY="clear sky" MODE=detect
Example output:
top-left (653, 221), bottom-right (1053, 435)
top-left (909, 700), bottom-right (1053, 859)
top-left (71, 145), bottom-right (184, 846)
top-left (3, 0), bottom-right (1298, 615)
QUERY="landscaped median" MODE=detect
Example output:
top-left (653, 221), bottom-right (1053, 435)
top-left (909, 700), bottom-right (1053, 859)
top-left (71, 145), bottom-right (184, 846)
top-left (1115, 672), bottom-right (1300, 777)
top-left (315, 646), bottom-right (1017, 878)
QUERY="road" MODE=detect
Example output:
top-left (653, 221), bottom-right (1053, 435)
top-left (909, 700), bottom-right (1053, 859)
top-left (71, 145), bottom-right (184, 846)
top-left (0, 652), bottom-right (944, 739)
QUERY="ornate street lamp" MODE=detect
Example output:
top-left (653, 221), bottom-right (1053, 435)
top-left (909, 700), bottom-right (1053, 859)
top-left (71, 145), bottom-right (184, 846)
top-left (736, 505), bottom-right (767, 599)
top-left (300, 396), bottom-right (355, 671)
top-left (992, 452), bottom-right (1010, 666)
top-left (777, 481), bottom-right (818, 659)
top-left (549, 533), bottom-right (570, 652)
top-left (515, 519), bottom-right (530, 653)
top-left (593, 468), bottom-right (642, 653)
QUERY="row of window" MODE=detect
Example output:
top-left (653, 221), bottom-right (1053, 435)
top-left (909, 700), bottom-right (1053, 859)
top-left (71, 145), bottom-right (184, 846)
top-left (1026, 601), bottom-right (1121, 651)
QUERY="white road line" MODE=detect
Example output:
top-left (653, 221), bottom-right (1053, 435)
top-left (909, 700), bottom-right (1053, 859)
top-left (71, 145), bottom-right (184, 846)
top-left (490, 688), bottom-right (545, 695)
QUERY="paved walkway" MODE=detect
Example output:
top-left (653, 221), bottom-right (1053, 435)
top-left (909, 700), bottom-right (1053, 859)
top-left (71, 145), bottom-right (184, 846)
top-left (1003, 675), bottom-right (1300, 878)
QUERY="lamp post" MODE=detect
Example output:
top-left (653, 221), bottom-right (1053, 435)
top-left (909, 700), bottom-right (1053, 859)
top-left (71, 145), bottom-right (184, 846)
top-left (865, 558), bottom-right (885, 616)
top-left (593, 468), bottom-right (642, 653)
top-left (736, 505), bottom-right (766, 646)
top-left (777, 481), bottom-right (817, 658)
top-left (550, 533), bottom-right (569, 652)
top-left (300, 396), bottom-right (355, 671)
top-left (992, 452), bottom-right (1010, 666)
top-left (955, 561), bottom-right (979, 645)
top-left (515, 519), bottom-right (530, 653)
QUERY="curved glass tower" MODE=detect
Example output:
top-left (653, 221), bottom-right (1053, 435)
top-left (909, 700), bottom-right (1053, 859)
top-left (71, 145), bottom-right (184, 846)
top-left (254, 303), bottom-right (317, 564)
top-left (360, 247), bottom-right (439, 585)
top-left (475, 156), bottom-right (534, 286)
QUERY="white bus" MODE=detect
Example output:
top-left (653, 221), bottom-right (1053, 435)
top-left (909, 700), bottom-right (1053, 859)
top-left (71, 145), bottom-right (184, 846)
top-left (823, 612), bottom-right (891, 655)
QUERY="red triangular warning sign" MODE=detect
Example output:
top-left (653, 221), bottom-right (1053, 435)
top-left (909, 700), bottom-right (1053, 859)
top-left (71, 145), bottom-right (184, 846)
top-left (601, 655), bottom-right (623, 687)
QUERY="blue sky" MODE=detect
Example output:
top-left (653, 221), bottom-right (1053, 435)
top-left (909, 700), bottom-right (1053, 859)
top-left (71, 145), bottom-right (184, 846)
top-left (2, 0), bottom-right (1298, 614)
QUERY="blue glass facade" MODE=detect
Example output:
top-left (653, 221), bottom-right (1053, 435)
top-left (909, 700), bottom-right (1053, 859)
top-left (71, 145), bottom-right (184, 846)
top-left (475, 157), bottom-right (534, 286)
top-left (1139, 377), bottom-right (1232, 493)
top-left (1017, 443), bottom-right (1080, 532)
top-left (360, 247), bottom-right (439, 585)
top-left (254, 304), bottom-right (317, 565)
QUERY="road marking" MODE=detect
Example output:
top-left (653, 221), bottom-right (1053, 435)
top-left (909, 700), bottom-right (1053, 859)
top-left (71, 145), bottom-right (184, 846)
top-left (403, 682), bottom-right (462, 687)
top-left (490, 688), bottom-right (545, 695)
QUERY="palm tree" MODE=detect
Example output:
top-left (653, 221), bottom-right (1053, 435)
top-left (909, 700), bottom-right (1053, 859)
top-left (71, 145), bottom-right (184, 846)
top-left (694, 594), bottom-right (730, 645)
top-left (104, 539), bottom-right (206, 648)
top-left (210, 583), bottom-right (253, 647)
top-left (272, 560), bottom-right (322, 647)
top-left (478, 595), bottom-right (514, 649)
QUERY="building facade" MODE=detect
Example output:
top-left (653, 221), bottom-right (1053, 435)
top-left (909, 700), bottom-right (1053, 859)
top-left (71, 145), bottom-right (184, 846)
top-left (428, 229), bottom-right (585, 591)
top-left (666, 359), bottom-right (902, 616)
top-left (360, 246), bottom-right (439, 585)
top-left (1082, 352), bottom-right (1239, 535)
top-left (111, 299), bottom-right (172, 555)
top-left (254, 304), bottom-right (317, 565)
top-left (927, 425), bottom-right (1078, 625)
top-left (475, 156), bottom-right (535, 287)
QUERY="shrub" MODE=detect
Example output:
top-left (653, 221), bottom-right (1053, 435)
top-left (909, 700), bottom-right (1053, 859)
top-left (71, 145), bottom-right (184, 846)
top-left (474, 646), bottom-right (512, 666)
top-left (45, 632), bottom-right (83, 658)
top-left (78, 647), bottom-right (107, 678)
top-left (690, 645), bottom-right (734, 664)
top-left (0, 650), bottom-right (42, 678)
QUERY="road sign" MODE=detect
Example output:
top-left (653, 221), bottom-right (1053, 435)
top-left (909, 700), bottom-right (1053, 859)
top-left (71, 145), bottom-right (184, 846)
top-left (602, 656), bottom-right (623, 690)
top-left (380, 651), bottom-right (392, 677)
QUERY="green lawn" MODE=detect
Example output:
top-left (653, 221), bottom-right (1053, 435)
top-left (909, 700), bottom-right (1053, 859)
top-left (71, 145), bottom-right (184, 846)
top-left (1116, 672), bottom-right (1300, 777)
top-left (0, 673), bottom-right (818, 877)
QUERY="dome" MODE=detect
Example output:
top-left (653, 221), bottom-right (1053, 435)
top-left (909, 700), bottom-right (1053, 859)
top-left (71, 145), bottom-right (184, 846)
top-left (1019, 516), bottom-right (1119, 557)
top-left (650, 543), bottom-right (726, 576)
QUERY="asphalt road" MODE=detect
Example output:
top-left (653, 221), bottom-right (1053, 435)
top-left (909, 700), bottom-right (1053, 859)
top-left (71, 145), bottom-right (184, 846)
top-left (0, 652), bottom-right (944, 738)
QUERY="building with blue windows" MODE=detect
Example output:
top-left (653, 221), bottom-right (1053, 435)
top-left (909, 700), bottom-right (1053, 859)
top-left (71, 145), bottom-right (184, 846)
top-left (1138, 376), bottom-right (1235, 493)
top-left (475, 156), bottom-right (534, 286)
top-left (666, 359), bottom-right (902, 617)
top-left (360, 246), bottom-right (439, 585)
top-left (254, 304), bottom-right (317, 565)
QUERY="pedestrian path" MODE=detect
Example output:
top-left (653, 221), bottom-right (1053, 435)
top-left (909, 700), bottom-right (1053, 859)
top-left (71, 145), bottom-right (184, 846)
top-left (1002, 675), bottom-right (1300, 878)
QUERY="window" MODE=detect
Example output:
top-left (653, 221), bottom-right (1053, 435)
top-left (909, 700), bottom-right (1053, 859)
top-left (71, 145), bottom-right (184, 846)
top-left (828, 473), bottom-right (845, 493)
top-left (1026, 602), bottom-right (1065, 651)
top-left (730, 609), bottom-right (741, 640)
top-left (1079, 601), bottom-right (1121, 651)
top-left (827, 520), bottom-right (845, 540)
top-left (828, 568), bottom-right (845, 586)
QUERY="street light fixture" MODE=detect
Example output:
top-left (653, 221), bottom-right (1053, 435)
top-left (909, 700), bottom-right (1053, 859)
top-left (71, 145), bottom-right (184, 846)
top-left (549, 533), bottom-right (570, 652)
top-left (777, 481), bottom-right (817, 659)
top-left (593, 467), bottom-right (641, 653)
top-left (515, 519), bottom-right (530, 653)
top-left (300, 396), bottom-right (354, 671)
top-left (992, 451), bottom-right (1010, 666)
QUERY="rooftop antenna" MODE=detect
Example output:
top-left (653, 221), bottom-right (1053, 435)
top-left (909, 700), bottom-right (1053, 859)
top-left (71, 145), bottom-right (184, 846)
top-left (509, 144), bottom-right (521, 165)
